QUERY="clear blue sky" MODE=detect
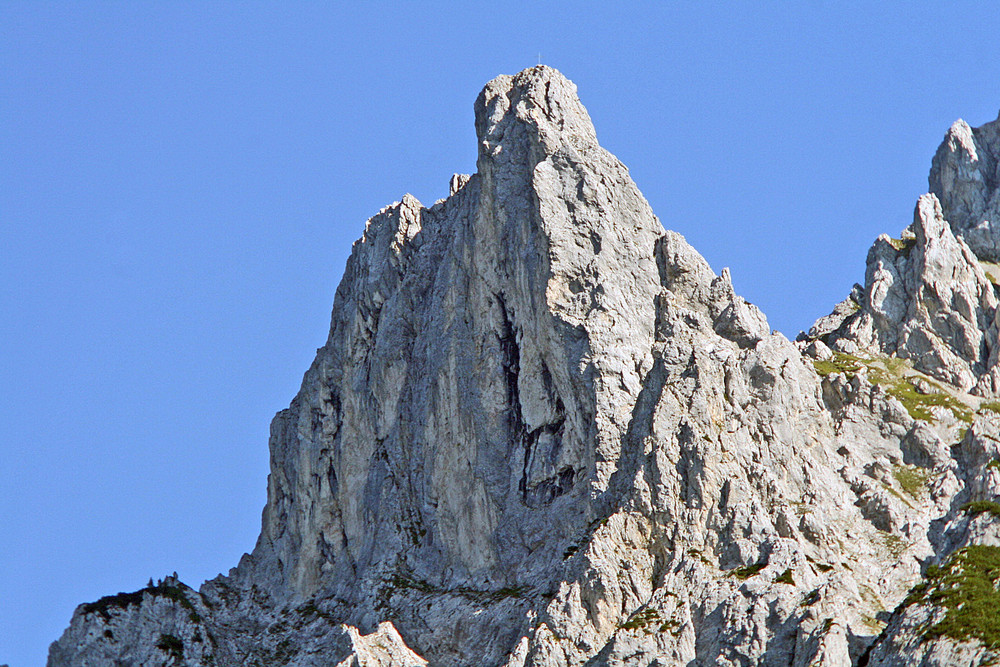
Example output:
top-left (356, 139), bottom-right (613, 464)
top-left (2, 3), bottom-right (998, 665)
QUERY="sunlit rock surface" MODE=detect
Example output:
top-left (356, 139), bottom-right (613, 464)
top-left (49, 68), bottom-right (1000, 667)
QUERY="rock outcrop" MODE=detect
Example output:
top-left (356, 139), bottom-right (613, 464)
top-left (805, 112), bottom-right (1000, 399)
top-left (930, 114), bottom-right (1000, 262)
top-left (49, 68), bottom-right (1000, 667)
top-left (805, 193), bottom-right (999, 395)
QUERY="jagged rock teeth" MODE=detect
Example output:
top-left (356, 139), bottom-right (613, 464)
top-left (811, 112), bottom-right (1000, 397)
top-left (49, 68), bottom-right (1000, 667)
top-left (930, 112), bottom-right (1000, 262)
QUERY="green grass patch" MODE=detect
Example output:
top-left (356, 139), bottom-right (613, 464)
top-left (729, 562), bottom-right (767, 580)
top-left (894, 465), bottom-right (931, 497)
top-left (452, 583), bottom-right (528, 602)
top-left (658, 618), bottom-right (682, 634)
top-left (389, 574), bottom-right (438, 594)
top-left (880, 480), bottom-right (915, 509)
top-left (961, 501), bottom-right (1000, 519)
top-left (386, 573), bottom-right (528, 604)
top-left (980, 401), bottom-right (1000, 415)
top-left (297, 600), bottom-right (338, 622)
top-left (887, 236), bottom-right (917, 254)
top-left (865, 368), bottom-right (971, 422)
top-left (620, 607), bottom-right (660, 631)
top-left (812, 351), bottom-right (974, 423)
top-left (775, 569), bottom-right (794, 585)
top-left (812, 352), bottom-right (864, 377)
top-left (987, 460), bottom-right (1000, 472)
top-left (487, 586), bottom-right (529, 600)
top-left (879, 378), bottom-right (972, 423)
top-left (905, 545), bottom-right (1000, 648)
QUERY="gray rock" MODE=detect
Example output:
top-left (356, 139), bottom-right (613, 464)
top-left (929, 113), bottom-right (1000, 262)
top-left (48, 67), bottom-right (1000, 667)
top-left (813, 112), bottom-right (1000, 399)
top-left (815, 193), bottom-right (999, 395)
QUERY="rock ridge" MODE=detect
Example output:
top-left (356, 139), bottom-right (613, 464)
top-left (48, 67), bottom-right (1000, 667)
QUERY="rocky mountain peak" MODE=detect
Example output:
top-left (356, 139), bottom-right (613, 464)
top-left (48, 69), bottom-right (1000, 667)
top-left (808, 115), bottom-right (1000, 397)
top-left (475, 66), bottom-right (599, 165)
top-left (930, 111), bottom-right (1000, 261)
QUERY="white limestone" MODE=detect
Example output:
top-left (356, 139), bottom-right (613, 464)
top-left (49, 67), bottom-right (1000, 667)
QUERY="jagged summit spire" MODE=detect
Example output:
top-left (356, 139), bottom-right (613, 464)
top-left (474, 66), bottom-right (599, 165)
top-left (929, 111), bottom-right (1000, 261)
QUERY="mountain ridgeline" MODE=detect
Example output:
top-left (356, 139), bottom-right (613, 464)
top-left (49, 67), bottom-right (1000, 667)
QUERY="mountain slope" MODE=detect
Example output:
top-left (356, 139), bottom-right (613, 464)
top-left (49, 68), bottom-right (1000, 667)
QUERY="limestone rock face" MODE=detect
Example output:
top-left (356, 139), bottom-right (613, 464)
top-left (810, 113), bottom-right (1000, 397)
top-left (814, 193), bottom-right (999, 395)
top-left (861, 415), bottom-right (1000, 667)
top-left (49, 68), bottom-right (1000, 666)
top-left (929, 113), bottom-right (1000, 262)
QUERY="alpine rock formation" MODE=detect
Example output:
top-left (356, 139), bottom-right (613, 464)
top-left (49, 67), bottom-right (1000, 667)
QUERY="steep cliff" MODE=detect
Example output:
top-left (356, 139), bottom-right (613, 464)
top-left (49, 68), bottom-right (1000, 667)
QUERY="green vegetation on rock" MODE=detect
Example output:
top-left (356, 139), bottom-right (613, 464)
top-left (297, 600), bottom-right (338, 622)
top-left (812, 352), bottom-right (973, 423)
top-left (874, 375), bottom-right (972, 423)
top-left (156, 634), bottom-right (184, 660)
top-left (385, 573), bottom-right (528, 604)
top-left (961, 501), bottom-right (1000, 519)
top-left (81, 580), bottom-right (200, 622)
top-left (620, 607), bottom-right (660, 631)
top-left (812, 352), bottom-right (864, 377)
top-left (729, 562), bottom-right (767, 580)
top-left (894, 464), bottom-right (931, 497)
top-left (887, 236), bottom-right (917, 254)
top-left (658, 618), bottom-right (682, 634)
top-left (904, 545), bottom-right (1000, 648)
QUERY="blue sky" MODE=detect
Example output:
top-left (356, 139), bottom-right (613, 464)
top-left (2, 3), bottom-right (999, 665)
